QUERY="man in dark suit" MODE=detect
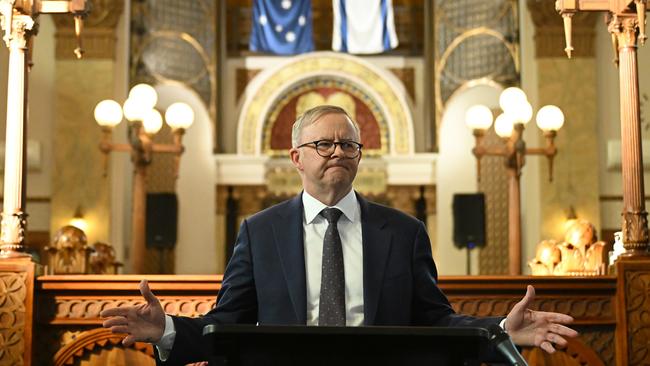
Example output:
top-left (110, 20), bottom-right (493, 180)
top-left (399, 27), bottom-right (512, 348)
top-left (102, 105), bottom-right (577, 365)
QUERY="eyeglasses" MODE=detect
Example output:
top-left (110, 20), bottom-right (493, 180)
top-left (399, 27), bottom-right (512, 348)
top-left (296, 139), bottom-right (363, 158)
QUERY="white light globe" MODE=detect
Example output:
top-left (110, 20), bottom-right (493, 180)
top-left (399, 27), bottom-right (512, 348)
top-left (536, 105), bottom-right (565, 131)
top-left (94, 100), bottom-right (122, 127)
top-left (128, 84), bottom-right (158, 110)
top-left (465, 105), bottom-right (493, 130)
top-left (494, 113), bottom-right (514, 138)
top-left (499, 87), bottom-right (528, 113)
top-left (508, 101), bottom-right (533, 125)
top-left (142, 109), bottom-right (163, 135)
top-left (165, 103), bottom-right (195, 130)
top-left (123, 98), bottom-right (146, 121)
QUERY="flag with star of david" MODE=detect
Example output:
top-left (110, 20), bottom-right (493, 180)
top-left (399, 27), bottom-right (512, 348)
top-left (250, 0), bottom-right (314, 55)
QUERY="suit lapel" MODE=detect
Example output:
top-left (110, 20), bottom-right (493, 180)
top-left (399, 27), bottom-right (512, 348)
top-left (359, 195), bottom-right (392, 325)
top-left (272, 194), bottom-right (307, 324)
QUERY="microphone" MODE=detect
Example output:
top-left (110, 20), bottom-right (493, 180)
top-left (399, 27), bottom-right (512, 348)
top-left (487, 323), bottom-right (528, 366)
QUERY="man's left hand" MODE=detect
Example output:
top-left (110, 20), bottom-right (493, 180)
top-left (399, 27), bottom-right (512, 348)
top-left (505, 285), bottom-right (579, 353)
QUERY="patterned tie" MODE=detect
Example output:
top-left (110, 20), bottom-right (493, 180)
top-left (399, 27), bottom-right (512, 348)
top-left (318, 207), bottom-right (346, 326)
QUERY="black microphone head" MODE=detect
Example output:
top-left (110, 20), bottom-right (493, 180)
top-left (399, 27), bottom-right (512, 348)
top-left (488, 323), bottom-right (509, 342)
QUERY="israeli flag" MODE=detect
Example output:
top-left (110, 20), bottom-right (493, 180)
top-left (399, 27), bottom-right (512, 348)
top-left (250, 0), bottom-right (314, 55)
top-left (332, 0), bottom-right (399, 54)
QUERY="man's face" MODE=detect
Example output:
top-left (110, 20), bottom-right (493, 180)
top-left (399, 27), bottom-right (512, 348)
top-left (290, 113), bottom-right (362, 196)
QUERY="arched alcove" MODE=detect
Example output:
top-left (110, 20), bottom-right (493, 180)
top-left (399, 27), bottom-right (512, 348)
top-left (236, 52), bottom-right (415, 156)
top-left (155, 83), bottom-right (217, 274)
top-left (436, 81), bottom-right (502, 275)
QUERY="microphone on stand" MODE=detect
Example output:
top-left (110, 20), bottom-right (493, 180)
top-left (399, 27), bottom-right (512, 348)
top-left (487, 324), bottom-right (529, 366)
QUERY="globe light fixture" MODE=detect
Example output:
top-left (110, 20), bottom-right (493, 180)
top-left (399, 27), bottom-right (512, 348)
top-left (465, 105), bottom-right (493, 131)
top-left (465, 87), bottom-right (565, 275)
top-left (92, 84), bottom-right (194, 273)
top-left (494, 113), bottom-right (514, 138)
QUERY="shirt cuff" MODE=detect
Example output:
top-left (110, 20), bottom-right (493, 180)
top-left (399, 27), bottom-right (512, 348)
top-left (155, 315), bottom-right (176, 361)
top-left (499, 317), bottom-right (507, 332)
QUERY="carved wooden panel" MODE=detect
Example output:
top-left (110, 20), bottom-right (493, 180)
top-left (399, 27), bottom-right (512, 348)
top-left (616, 259), bottom-right (650, 365)
top-left (0, 259), bottom-right (36, 366)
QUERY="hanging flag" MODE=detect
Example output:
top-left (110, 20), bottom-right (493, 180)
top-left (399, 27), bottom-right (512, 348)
top-left (332, 0), bottom-right (399, 54)
top-left (250, 0), bottom-right (314, 55)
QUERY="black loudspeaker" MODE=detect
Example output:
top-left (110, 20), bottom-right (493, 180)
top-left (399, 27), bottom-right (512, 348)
top-left (452, 193), bottom-right (486, 249)
top-left (146, 193), bottom-right (178, 249)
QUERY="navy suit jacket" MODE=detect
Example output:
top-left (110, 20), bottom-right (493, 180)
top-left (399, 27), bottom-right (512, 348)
top-left (161, 193), bottom-right (501, 365)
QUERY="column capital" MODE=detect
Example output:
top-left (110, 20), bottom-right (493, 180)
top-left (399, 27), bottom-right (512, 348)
top-left (527, 0), bottom-right (599, 58)
top-left (52, 0), bottom-right (123, 59)
top-left (608, 14), bottom-right (641, 50)
top-left (0, 12), bottom-right (35, 50)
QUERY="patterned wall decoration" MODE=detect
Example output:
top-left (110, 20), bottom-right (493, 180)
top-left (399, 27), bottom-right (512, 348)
top-left (478, 126), bottom-right (509, 274)
top-left (434, 0), bottom-right (519, 124)
top-left (264, 78), bottom-right (387, 156)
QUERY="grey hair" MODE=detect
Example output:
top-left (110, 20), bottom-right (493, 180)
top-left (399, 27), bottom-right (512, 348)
top-left (291, 105), bottom-right (361, 147)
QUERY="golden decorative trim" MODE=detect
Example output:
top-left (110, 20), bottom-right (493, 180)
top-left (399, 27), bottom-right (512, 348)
top-left (263, 78), bottom-right (388, 157)
top-left (239, 53), bottom-right (413, 155)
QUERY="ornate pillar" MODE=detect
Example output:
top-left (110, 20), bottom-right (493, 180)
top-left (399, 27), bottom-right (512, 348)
top-left (50, 1), bottom-right (124, 258)
top-left (611, 11), bottom-right (650, 366)
top-left (611, 15), bottom-right (649, 255)
top-left (527, 0), bottom-right (600, 244)
top-left (0, 11), bottom-right (34, 257)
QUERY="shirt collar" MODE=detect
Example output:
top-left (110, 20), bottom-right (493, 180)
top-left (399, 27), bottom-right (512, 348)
top-left (302, 189), bottom-right (359, 224)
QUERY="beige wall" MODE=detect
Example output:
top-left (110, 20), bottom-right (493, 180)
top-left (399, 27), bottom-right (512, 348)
top-left (0, 1), bottom-right (647, 274)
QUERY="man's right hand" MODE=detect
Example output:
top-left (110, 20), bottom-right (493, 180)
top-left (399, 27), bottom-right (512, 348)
top-left (100, 279), bottom-right (166, 346)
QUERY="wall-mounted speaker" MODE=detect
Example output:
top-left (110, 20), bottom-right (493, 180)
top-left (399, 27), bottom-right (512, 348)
top-left (146, 193), bottom-right (178, 249)
top-left (452, 193), bottom-right (486, 249)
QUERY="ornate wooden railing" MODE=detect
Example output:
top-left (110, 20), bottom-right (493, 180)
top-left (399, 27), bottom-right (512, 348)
top-left (29, 274), bottom-right (617, 365)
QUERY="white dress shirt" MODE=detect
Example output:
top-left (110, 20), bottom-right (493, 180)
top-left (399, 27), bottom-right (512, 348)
top-left (302, 189), bottom-right (364, 326)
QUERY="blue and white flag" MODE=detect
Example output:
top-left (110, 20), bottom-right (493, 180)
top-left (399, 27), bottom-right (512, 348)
top-left (332, 0), bottom-right (399, 54)
top-left (250, 0), bottom-right (314, 55)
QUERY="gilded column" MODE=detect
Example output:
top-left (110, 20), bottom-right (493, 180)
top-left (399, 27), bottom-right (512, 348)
top-left (50, 1), bottom-right (123, 251)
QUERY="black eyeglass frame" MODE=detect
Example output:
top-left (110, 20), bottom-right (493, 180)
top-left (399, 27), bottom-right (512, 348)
top-left (296, 139), bottom-right (364, 158)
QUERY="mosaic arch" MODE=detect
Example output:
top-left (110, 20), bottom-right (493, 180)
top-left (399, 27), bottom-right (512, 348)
top-left (237, 52), bottom-right (415, 156)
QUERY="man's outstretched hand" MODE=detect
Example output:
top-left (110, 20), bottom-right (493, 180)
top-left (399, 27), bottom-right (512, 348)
top-left (100, 279), bottom-right (166, 346)
top-left (505, 285), bottom-right (579, 353)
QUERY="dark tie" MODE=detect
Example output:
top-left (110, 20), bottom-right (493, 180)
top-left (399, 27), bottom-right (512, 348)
top-left (318, 207), bottom-right (346, 326)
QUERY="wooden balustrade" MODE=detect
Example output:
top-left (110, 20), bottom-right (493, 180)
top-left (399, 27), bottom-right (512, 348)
top-left (23, 274), bottom-right (622, 365)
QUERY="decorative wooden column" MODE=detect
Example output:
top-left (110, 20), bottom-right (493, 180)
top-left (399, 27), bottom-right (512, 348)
top-left (611, 14), bottom-right (649, 256)
top-left (556, 1), bottom-right (649, 364)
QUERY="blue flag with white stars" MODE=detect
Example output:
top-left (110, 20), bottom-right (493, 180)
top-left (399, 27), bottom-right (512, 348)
top-left (250, 0), bottom-right (314, 55)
